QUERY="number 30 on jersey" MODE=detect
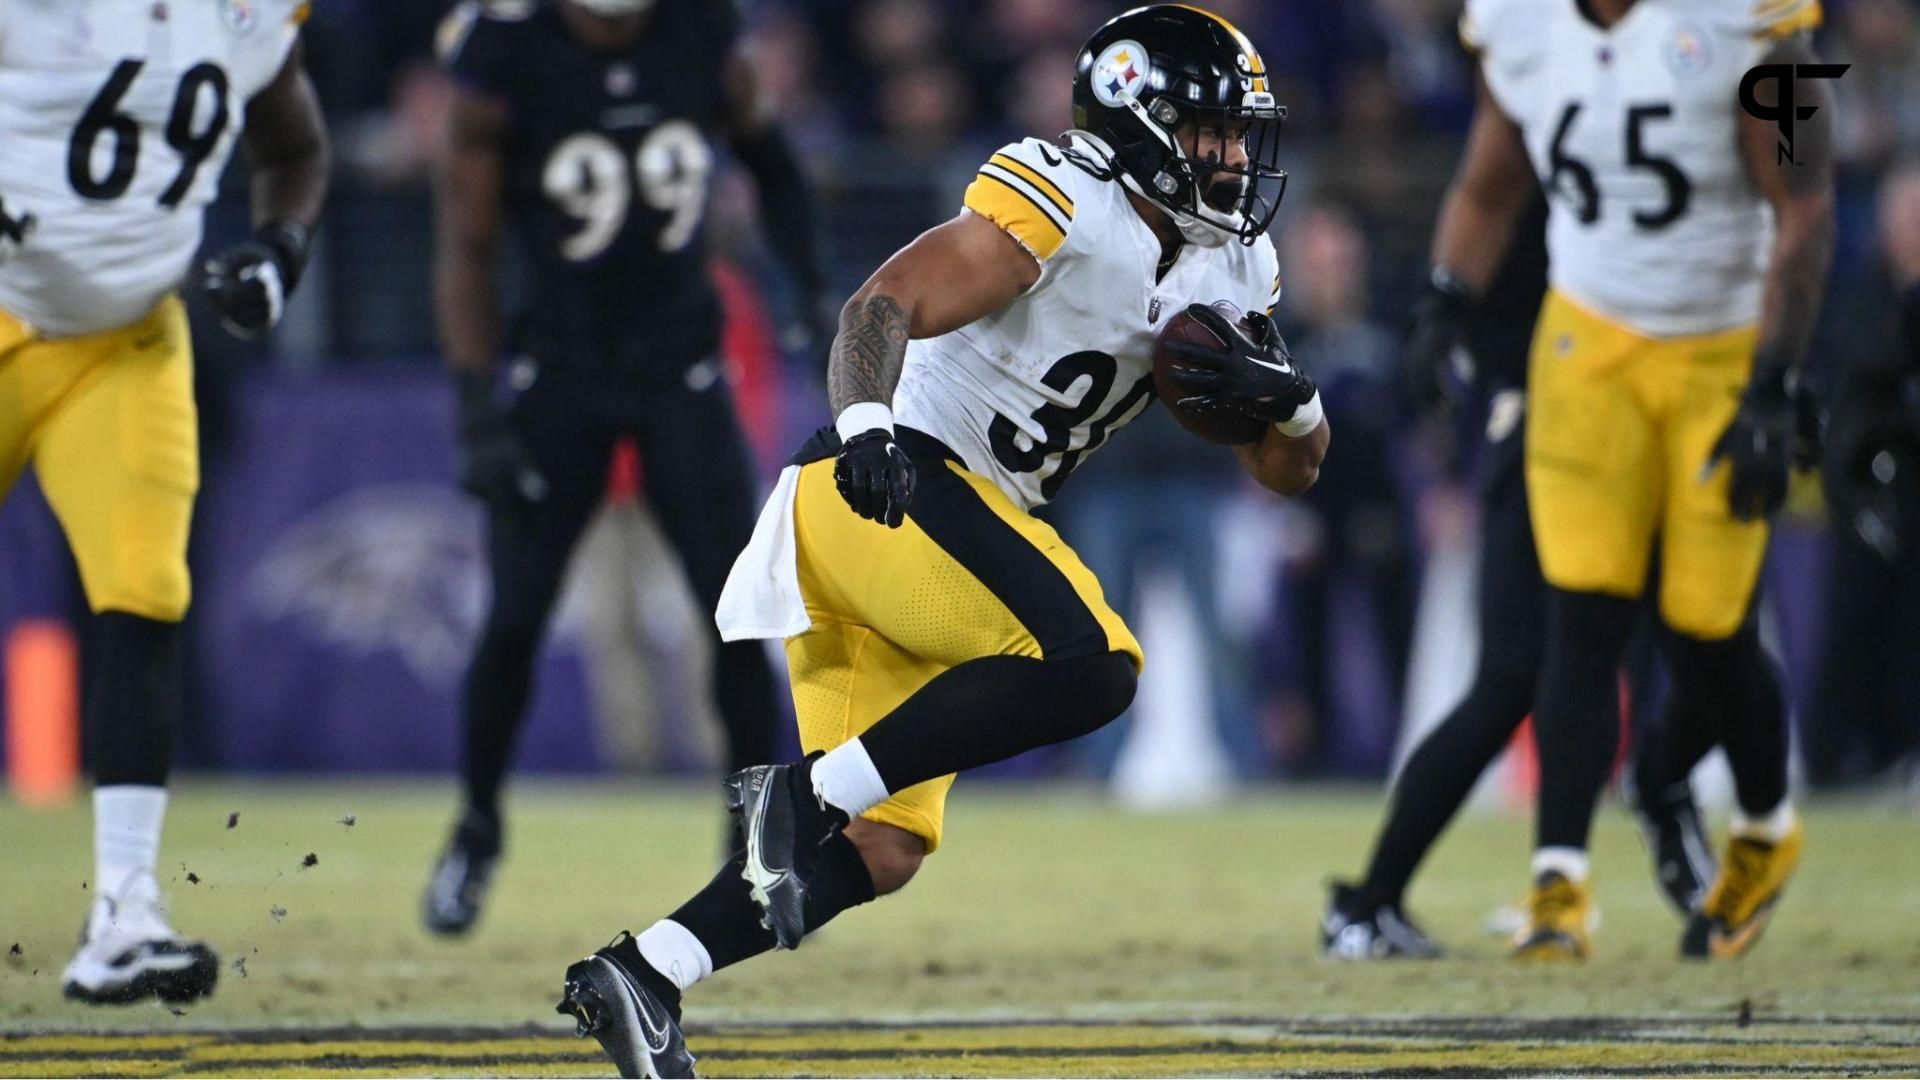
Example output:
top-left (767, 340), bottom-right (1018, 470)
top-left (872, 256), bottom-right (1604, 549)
top-left (543, 121), bottom-right (710, 261)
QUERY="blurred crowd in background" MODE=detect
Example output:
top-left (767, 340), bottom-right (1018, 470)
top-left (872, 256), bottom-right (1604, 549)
top-left (8, 0), bottom-right (1920, 791)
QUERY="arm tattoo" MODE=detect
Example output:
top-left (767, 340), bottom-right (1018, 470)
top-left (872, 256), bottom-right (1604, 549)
top-left (828, 293), bottom-right (910, 414)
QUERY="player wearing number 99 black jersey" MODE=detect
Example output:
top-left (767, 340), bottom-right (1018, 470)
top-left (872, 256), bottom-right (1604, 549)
top-left (0, 0), bottom-right (329, 1006)
top-left (425, 0), bottom-right (828, 937)
top-left (552, 8), bottom-right (1326, 1077)
top-left (1434, 0), bottom-right (1834, 961)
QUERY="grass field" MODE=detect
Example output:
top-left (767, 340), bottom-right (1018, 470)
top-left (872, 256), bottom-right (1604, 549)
top-left (1, 781), bottom-right (1916, 1077)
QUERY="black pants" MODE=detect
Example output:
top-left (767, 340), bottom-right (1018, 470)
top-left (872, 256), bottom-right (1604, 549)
top-left (460, 353), bottom-right (779, 821)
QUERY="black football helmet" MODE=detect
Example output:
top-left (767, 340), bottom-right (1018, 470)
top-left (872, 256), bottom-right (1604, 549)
top-left (1071, 4), bottom-right (1288, 247)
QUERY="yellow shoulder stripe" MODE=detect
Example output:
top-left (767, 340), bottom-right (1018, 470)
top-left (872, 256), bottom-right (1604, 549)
top-left (292, 1), bottom-right (311, 24)
top-left (988, 154), bottom-right (1074, 220)
top-left (1753, 0), bottom-right (1820, 36)
top-left (965, 174), bottom-right (1068, 261)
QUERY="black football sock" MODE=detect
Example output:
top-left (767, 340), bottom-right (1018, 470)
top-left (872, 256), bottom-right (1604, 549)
top-left (87, 612), bottom-right (181, 787)
top-left (854, 651), bottom-right (1135, 795)
top-left (646, 831), bottom-right (876, 1000)
top-left (1630, 676), bottom-right (1718, 813)
top-left (1667, 622), bottom-right (1789, 818)
top-left (1534, 589), bottom-right (1637, 853)
top-left (713, 638), bottom-right (780, 774)
top-left (1358, 656), bottom-right (1536, 909)
top-left (460, 617), bottom-right (543, 826)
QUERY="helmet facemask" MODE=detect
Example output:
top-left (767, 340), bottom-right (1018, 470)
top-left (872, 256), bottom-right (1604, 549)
top-left (1116, 91), bottom-right (1287, 248)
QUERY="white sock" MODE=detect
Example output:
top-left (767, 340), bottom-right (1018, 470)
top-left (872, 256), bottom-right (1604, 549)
top-left (1531, 846), bottom-right (1590, 884)
top-left (810, 739), bottom-right (889, 818)
top-left (636, 919), bottom-right (712, 992)
top-left (1731, 800), bottom-right (1797, 843)
top-left (94, 786), bottom-right (168, 899)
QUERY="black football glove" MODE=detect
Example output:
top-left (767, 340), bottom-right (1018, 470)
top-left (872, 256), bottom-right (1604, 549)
top-left (835, 428), bottom-right (915, 528)
top-left (1405, 267), bottom-right (1477, 418)
top-left (455, 374), bottom-right (548, 515)
top-left (1163, 304), bottom-right (1318, 426)
top-left (201, 222), bottom-right (309, 340)
top-left (1707, 363), bottom-right (1797, 522)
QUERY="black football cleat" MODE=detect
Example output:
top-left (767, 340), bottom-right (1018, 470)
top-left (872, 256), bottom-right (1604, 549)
top-left (422, 810), bottom-right (501, 936)
top-left (1320, 881), bottom-right (1443, 960)
top-left (724, 757), bottom-right (845, 950)
top-left (557, 932), bottom-right (694, 1080)
top-left (1633, 785), bottom-right (1716, 917)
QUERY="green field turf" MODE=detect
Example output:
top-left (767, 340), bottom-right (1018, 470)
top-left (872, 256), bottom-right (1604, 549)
top-left (1, 781), bottom-right (1915, 1076)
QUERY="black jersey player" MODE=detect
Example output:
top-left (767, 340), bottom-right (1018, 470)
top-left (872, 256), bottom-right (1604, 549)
top-left (424, 0), bottom-right (826, 935)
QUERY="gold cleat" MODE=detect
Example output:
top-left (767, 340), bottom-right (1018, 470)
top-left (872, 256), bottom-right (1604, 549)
top-left (1510, 871), bottom-right (1593, 962)
top-left (1681, 821), bottom-right (1803, 960)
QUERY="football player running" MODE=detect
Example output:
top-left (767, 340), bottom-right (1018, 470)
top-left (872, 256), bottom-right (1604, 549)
top-left (0, 0), bottom-right (328, 1003)
top-left (425, 0), bottom-right (829, 934)
top-left (1433, 0), bottom-right (1834, 961)
top-left (554, 7), bottom-right (1326, 1076)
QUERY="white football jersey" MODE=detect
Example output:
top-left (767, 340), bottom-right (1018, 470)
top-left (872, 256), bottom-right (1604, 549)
top-left (1463, 0), bottom-right (1821, 337)
top-left (0, 0), bottom-right (306, 338)
top-left (893, 135), bottom-right (1282, 511)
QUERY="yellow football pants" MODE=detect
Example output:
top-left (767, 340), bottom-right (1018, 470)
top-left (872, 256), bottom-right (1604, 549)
top-left (0, 297), bottom-right (198, 622)
top-left (785, 442), bottom-right (1142, 852)
top-left (1525, 290), bottom-right (1767, 640)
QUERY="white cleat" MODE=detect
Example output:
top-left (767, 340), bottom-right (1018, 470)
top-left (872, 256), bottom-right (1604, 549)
top-left (62, 870), bottom-right (218, 1006)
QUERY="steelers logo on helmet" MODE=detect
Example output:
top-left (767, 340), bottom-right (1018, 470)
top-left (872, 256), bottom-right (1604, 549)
top-left (1090, 40), bottom-right (1152, 107)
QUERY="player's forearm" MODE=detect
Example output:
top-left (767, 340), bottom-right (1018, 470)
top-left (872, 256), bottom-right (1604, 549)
top-left (242, 51), bottom-right (330, 233)
top-left (434, 250), bottom-right (502, 378)
top-left (1755, 193), bottom-right (1834, 383)
top-left (1430, 176), bottom-right (1525, 295)
top-left (828, 287), bottom-right (911, 416)
top-left (736, 126), bottom-right (825, 299)
top-left (1233, 418), bottom-right (1329, 496)
top-left (246, 121), bottom-right (328, 234)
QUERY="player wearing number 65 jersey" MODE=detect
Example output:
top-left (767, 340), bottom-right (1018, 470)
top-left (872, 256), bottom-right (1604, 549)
top-left (424, 0), bottom-right (828, 936)
top-left (1428, 0), bottom-right (1834, 961)
top-left (554, 8), bottom-right (1327, 1077)
top-left (0, 0), bottom-right (328, 1005)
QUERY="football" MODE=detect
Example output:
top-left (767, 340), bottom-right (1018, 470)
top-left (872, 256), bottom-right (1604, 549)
top-left (1151, 301), bottom-right (1270, 446)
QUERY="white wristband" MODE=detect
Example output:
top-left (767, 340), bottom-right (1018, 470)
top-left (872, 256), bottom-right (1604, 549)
top-left (835, 401), bottom-right (895, 441)
top-left (1275, 391), bottom-right (1324, 439)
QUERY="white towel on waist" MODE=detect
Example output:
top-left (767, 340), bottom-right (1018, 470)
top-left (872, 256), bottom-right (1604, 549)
top-left (715, 465), bottom-right (810, 641)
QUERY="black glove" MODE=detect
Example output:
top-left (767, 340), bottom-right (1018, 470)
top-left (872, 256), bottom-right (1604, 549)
top-left (835, 428), bottom-right (915, 528)
top-left (1707, 363), bottom-right (1796, 522)
top-left (201, 222), bottom-right (309, 340)
top-left (1163, 304), bottom-right (1318, 426)
top-left (455, 374), bottom-right (548, 514)
top-left (1405, 267), bottom-right (1477, 418)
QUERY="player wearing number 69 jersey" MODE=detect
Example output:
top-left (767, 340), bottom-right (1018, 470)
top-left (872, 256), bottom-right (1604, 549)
top-left (554, 8), bottom-right (1327, 1077)
top-left (424, 0), bottom-right (828, 936)
top-left (0, 0), bottom-right (327, 1007)
top-left (1428, 0), bottom-right (1834, 961)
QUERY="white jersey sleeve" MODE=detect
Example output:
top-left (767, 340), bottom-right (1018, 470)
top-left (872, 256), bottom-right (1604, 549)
top-left (960, 138), bottom-right (1091, 268)
top-left (0, 0), bottom-right (307, 338)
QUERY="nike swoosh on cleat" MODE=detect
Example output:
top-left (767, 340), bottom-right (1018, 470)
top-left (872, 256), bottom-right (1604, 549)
top-left (606, 960), bottom-right (671, 1055)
